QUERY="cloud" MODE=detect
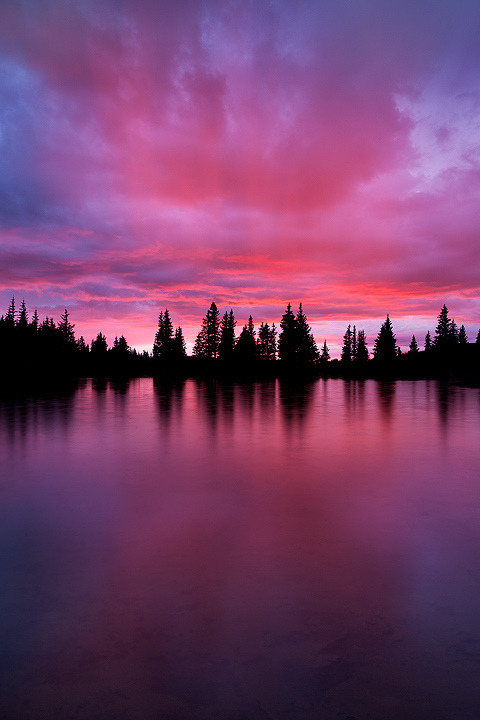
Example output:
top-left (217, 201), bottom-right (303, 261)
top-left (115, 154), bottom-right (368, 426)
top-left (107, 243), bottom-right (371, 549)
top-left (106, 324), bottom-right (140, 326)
top-left (1, 0), bottom-right (480, 351)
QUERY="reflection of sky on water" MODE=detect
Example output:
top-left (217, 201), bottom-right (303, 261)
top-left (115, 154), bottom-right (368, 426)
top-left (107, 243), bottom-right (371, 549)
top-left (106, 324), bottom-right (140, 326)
top-left (1, 379), bottom-right (480, 719)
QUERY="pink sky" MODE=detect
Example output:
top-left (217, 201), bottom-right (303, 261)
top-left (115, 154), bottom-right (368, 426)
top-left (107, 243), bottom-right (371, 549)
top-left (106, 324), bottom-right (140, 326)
top-left (1, 0), bottom-right (480, 355)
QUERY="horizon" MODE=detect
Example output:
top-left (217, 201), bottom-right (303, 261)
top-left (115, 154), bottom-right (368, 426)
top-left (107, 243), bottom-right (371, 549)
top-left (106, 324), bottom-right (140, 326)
top-left (1, 0), bottom-right (480, 357)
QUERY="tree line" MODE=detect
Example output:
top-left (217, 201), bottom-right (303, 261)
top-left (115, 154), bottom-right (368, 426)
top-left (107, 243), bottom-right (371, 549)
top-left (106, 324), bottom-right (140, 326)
top-left (1, 296), bottom-right (479, 381)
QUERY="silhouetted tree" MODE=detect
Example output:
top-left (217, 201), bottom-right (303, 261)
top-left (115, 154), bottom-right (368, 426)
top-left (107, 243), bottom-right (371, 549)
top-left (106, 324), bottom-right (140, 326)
top-left (31, 308), bottom-right (39, 333)
top-left (77, 335), bottom-right (89, 353)
top-left (409, 335), bottom-right (419, 353)
top-left (234, 315), bottom-right (258, 362)
top-left (352, 325), bottom-right (357, 360)
top-left (341, 324), bottom-right (352, 363)
top-left (296, 303), bottom-right (319, 364)
top-left (320, 340), bottom-right (330, 362)
top-left (17, 299), bottom-right (28, 329)
top-left (373, 315), bottom-right (397, 364)
top-left (153, 308), bottom-right (174, 358)
top-left (5, 297), bottom-right (16, 326)
top-left (219, 309), bottom-right (236, 360)
top-left (91, 332), bottom-right (108, 353)
top-left (433, 305), bottom-right (458, 351)
top-left (257, 322), bottom-right (277, 360)
top-left (112, 335), bottom-right (130, 354)
top-left (458, 324), bottom-right (468, 345)
top-left (193, 302), bottom-right (220, 358)
top-left (58, 308), bottom-right (76, 347)
top-left (172, 326), bottom-right (187, 358)
top-left (477, 329), bottom-right (480, 344)
top-left (279, 303), bottom-right (297, 363)
top-left (356, 330), bottom-right (369, 364)
top-left (424, 330), bottom-right (432, 351)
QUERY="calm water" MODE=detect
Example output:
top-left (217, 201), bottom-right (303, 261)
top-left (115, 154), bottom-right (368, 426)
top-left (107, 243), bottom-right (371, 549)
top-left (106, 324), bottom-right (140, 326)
top-left (1, 378), bottom-right (480, 720)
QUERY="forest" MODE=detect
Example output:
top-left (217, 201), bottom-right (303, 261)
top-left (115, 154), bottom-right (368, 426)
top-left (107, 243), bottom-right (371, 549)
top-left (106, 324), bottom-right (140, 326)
top-left (1, 297), bottom-right (479, 384)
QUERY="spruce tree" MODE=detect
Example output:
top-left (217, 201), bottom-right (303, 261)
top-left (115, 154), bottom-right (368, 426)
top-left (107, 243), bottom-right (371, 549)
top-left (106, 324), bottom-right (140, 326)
top-left (172, 327), bottom-right (186, 358)
top-left (424, 330), bottom-right (432, 351)
top-left (409, 335), bottom-right (419, 353)
top-left (91, 332), bottom-right (108, 353)
top-left (257, 322), bottom-right (277, 360)
top-left (458, 325), bottom-right (468, 345)
top-left (17, 299), bottom-right (28, 328)
top-left (433, 305), bottom-right (458, 350)
top-left (356, 330), bottom-right (369, 364)
top-left (352, 325), bottom-right (357, 360)
top-left (153, 308), bottom-right (174, 358)
top-left (341, 325), bottom-right (352, 363)
top-left (296, 303), bottom-right (319, 364)
top-left (320, 340), bottom-right (330, 362)
top-left (373, 315), bottom-right (397, 364)
top-left (193, 302), bottom-right (220, 358)
top-left (219, 310), bottom-right (236, 360)
top-left (279, 303), bottom-right (297, 362)
top-left (5, 297), bottom-right (16, 326)
top-left (58, 308), bottom-right (76, 346)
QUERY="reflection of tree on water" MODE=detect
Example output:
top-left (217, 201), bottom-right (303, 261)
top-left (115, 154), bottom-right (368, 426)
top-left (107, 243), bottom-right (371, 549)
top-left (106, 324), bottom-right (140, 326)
top-left (375, 380), bottom-right (396, 423)
top-left (343, 379), bottom-right (366, 418)
top-left (278, 380), bottom-right (315, 429)
top-left (0, 381), bottom-right (80, 447)
top-left (153, 378), bottom-right (186, 430)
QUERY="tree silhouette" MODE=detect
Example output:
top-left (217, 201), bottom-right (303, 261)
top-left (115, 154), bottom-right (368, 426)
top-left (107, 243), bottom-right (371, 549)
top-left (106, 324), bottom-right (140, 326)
top-left (58, 308), bottom-right (76, 347)
top-left (356, 329), bottom-right (369, 364)
top-left (234, 315), bottom-right (258, 362)
top-left (17, 299), bottom-right (28, 329)
top-left (153, 308), bottom-right (174, 358)
top-left (433, 305), bottom-right (458, 350)
top-left (296, 303), bottom-right (319, 364)
top-left (424, 330), bottom-right (432, 351)
top-left (341, 324), bottom-right (352, 363)
top-left (219, 309), bottom-right (236, 360)
top-left (172, 326), bottom-right (187, 358)
top-left (5, 296), bottom-right (16, 326)
top-left (409, 335), bottom-right (419, 353)
top-left (373, 315), bottom-right (397, 364)
top-left (279, 303), bottom-right (297, 362)
top-left (91, 332), bottom-right (108, 353)
top-left (458, 325), bottom-right (468, 345)
top-left (476, 329), bottom-right (480, 344)
top-left (320, 340), bottom-right (330, 362)
top-left (193, 302), bottom-right (220, 358)
top-left (257, 322), bottom-right (277, 360)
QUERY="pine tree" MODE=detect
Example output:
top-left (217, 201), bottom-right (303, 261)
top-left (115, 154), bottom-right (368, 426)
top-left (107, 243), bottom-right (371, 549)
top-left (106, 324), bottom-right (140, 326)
top-left (373, 315), bottom-right (397, 364)
top-left (172, 326), bottom-right (187, 358)
top-left (234, 315), bottom-right (258, 362)
top-left (458, 325), bottom-right (468, 345)
top-left (320, 340), bottom-right (330, 362)
top-left (341, 324), bottom-right (352, 363)
top-left (476, 329), bottom-right (480, 344)
top-left (424, 330), bottom-right (432, 351)
top-left (356, 330), bottom-right (369, 364)
top-left (352, 325), bottom-right (357, 360)
top-left (278, 303), bottom-right (297, 363)
top-left (296, 303), bottom-right (319, 364)
top-left (257, 322), bottom-right (277, 360)
top-left (58, 308), bottom-right (76, 346)
top-left (219, 309), bottom-right (236, 360)
top-left (153, 308), bottom-right (174, 358)
top-left (193, 302), bottom-right (220, 358)
top-left (31, 308), bottom-right (39, 333)
top-left (91, 332), bottom-right (108, 353)
top-left (433, 305), bottom-right (458, 350)
top-left (17, 299), bottom-right (28, 328)
top-left (5, 296), bottom-right (16, 326)
top-left (409, 335), bottom-right (419, 353)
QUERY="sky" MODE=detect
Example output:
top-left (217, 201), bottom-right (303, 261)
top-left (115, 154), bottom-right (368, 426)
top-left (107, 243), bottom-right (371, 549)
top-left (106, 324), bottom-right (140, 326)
top-left (1, 0), bottom-right (480, 355)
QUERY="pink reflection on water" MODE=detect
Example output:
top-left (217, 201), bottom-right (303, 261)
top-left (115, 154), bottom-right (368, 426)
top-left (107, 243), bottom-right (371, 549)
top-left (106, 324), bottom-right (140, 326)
top-left (1, 379), bottom-right (480, 719)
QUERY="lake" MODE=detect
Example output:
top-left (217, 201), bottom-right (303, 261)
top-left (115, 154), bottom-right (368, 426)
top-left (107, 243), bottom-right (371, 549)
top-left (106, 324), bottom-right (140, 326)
top-left (1, 377), bottom-right (480, 719)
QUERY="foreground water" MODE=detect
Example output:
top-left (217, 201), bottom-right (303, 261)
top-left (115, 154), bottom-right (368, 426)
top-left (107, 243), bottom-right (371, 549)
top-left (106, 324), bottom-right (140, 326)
top-left (1, 378), bottom-right (480, 719)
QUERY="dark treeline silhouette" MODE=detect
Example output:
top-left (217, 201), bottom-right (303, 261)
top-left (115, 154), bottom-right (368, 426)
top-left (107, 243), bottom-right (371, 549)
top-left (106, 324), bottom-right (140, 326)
top-left (1, 297), bottom-right (480, 385)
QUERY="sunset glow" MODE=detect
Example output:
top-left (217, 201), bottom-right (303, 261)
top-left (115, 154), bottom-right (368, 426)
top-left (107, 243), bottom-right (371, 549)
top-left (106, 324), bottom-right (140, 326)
top-left (1, 0), bottom-right (480, 354)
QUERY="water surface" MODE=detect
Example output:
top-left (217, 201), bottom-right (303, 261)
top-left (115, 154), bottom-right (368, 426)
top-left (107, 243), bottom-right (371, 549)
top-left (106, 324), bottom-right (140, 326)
top-left (1, 378), bottom-right (480, 719)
